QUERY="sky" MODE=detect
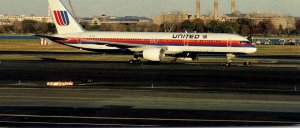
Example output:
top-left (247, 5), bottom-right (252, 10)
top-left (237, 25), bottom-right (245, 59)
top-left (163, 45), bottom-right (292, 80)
top-left (0, 0), bottom-right (299, 18)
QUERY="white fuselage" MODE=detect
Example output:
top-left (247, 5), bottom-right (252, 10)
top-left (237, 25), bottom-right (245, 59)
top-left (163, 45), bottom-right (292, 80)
top-left (53, 32), bottom-right (257, 55)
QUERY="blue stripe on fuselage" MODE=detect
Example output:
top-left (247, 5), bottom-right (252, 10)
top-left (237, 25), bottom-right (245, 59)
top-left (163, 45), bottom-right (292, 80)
top-left (62, 41), bottom-right (256, 48)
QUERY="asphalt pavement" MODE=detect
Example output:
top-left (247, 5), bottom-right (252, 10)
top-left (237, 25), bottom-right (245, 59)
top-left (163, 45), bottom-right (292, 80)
top-left (0, 59), bottom-right (299, 127)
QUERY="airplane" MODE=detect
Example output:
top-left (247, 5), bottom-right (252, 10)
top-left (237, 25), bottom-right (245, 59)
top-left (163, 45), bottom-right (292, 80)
top-left (40, 0), bottom-right (257, 66)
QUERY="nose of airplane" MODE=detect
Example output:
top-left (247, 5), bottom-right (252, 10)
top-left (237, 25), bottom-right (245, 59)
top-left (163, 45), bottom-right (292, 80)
top-left (244, 44), bottom-right (257, 54)
top-left (249, 45), bottom-right (257, 53)
top-left (252, 46), bottom-right (257, 53)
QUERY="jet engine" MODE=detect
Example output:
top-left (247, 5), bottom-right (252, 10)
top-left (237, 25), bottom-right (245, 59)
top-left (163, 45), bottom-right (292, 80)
top-left (143, 48), bottom-right (165, 61)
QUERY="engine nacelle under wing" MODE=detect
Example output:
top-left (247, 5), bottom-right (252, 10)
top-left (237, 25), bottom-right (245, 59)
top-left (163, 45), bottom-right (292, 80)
top-left (143, 48), bottom-right (165, 61)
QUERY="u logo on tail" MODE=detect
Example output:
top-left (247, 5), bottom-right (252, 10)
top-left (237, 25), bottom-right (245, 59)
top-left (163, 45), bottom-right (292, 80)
top-left (53, 11), bottom-right (70, 26)
top-left (48, 0), bottom-right (84, 33)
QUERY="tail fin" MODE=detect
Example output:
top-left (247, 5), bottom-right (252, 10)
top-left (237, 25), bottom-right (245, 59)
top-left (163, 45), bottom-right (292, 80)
top-left (48, 0), bottom-right (85, 34)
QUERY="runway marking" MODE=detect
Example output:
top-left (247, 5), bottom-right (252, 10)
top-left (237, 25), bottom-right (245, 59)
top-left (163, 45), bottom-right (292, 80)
top-left (1, 95), bottom-right (300, 107)
top-left (0, 120), bottom-right (158, 127)
top-left (0, 87), bottom-right (157, 93)
top-left (0, 87), bottom-right (116, 91)
top-left (0, 113), bottom-right (299, 124)
top-left (1, 84), bottom-right (299, 93)
top-left (0, 96), bottom-right (108, 100)
top-left (1, 95), bottom-right (300, 104)
top-left (0, 86), bottom-right (298, 94)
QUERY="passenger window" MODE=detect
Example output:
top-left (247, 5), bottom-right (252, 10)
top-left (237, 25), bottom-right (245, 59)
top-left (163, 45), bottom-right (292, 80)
top-left (240, 41), bottom-right (251, 44)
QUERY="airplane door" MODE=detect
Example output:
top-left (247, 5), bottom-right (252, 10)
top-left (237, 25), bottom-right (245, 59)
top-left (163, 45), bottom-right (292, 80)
top-left (78, 34), bottom-right (84, 50)
top-left (227, 39), bottom-right (232, 47)
top-left (79, 34), bottom-right (84, 44)
top-left (184, 38), bottom-right (188, 46)
top-left (78, 37), bottom-right (81, 44)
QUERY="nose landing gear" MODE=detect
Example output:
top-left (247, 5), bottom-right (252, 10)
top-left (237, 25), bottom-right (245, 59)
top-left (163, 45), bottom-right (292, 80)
top-left (225, 53), bottom-right (236, 67)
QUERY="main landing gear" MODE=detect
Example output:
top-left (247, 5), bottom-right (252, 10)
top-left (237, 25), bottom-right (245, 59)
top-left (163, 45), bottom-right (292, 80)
top-left (129, 59), bottom-right (142, 64)
top-left (225, 53), bottom-right (236, 67)
top-left (129, 54), bottom-right (142, 64)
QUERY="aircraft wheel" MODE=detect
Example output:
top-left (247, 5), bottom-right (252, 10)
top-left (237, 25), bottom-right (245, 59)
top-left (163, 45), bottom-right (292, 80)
top-left (129, 59), bottom-right (142, 65)
top-left (129, 60), bottom-right (135, 64)
top-left (225, 62), bottom-right (231, 67)
top-left (135, 60), bottom-right (142, 64)
top-left (243, 61), bottom-right (251, 66)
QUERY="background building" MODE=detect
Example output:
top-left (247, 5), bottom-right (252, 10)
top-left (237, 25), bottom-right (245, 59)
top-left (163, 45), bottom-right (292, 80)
top-left (153, 12), bottom-right (197, 25)
top-left (153, 0), bottom-right (296, 30)
top-left (0, 20), bottom-right (11, 25)
top-left (0, 15), bottom-right (53, 24)
top-left (82, 15), bottom-right (152, 26)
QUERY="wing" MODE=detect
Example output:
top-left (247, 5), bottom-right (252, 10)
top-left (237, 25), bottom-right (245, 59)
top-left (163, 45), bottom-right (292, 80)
top-left (93, 40), bottom-right (144, 49)
top-left (94, 41), bottom-right (168, 51)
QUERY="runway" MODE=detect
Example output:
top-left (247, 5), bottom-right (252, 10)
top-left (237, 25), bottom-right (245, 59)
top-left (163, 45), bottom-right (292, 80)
top-left (1, 51), bottom-right (300, 60)
top-left (0, 59), bottom-right (299, 88)
top-left (1, 87), bottom-right (300, 127)
top-left (0, 59), bottom-right (299, 127)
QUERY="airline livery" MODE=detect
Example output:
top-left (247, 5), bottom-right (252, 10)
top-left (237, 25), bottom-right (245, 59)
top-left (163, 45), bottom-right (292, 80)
top-left (41, 0), bottom-right (257, 65)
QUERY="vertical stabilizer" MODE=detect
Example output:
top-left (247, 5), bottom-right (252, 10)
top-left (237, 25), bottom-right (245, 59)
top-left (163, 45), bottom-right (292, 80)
top-left (48, 0), bottom-right (85, 34)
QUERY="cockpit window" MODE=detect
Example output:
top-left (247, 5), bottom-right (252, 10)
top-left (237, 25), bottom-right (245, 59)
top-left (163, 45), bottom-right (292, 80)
top-left (240, 41), bottom-right (251, 44)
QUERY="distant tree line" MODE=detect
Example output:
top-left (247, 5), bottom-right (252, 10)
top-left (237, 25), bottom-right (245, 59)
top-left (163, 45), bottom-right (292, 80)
top-left (0, 18), bottom-right (299, 37)
top-left (79, 21), bottom-right (160, 32)
top-left (80, 18), bottom-right (300, 37)
top-left (160, 18), bottom-right (300, 37)
top-left (0, 20), bottom-right (56, 34)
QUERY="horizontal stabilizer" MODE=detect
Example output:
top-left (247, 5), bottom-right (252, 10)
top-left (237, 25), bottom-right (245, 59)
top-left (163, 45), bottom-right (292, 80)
top-left (35, 35), bottom-right (68, 41)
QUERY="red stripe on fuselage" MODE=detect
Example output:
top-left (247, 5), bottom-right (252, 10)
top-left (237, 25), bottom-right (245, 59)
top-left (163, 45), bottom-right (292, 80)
top-left (67, 38), bottom-right (80, 43)
top-left (61, 37), bottom-right (253, 47)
